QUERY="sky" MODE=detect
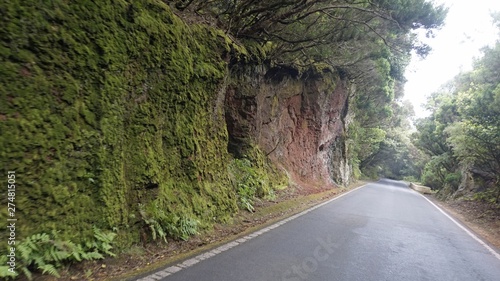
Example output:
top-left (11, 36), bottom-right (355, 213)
top-left (403, 0), bottom-right (500, 118)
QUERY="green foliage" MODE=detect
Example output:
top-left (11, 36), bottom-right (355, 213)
top-left (473, 189), bottom-right (499, 204)
top-left (402, 176), bottom-right (419, 183)
top-left (413, 91), bottom-right (459, 190)
top-left (172, 0), bottom-right (446, 67)
top-left (230, 159), bottom-right (259, 212)
top-left (5, 228), bottom-right (116, 280)
top-left (0, 255), bottom-right (17, 279)
top-left (0, 1), bottom-right (450, 278)
top-left (414, 36), bottom-right (500, 200)
top-left (0, 0), bottom-right (239, 251)
top-left (139, 203), bottom-right (167, 243)
top-left (421, 164), bottom-right (442, 190)
top-left (376, 0), bottom-right (448, 30)
top-left (350, 125), bottom-right (386, 165)
top-left (350, 98), bottom-right (424, 181)
top-left (139, 202), bottom-right (200, 242)
top-left (444, 172), bottom-right (461, 188)
top-left (228, 146), bottom-right (287, 212)
top-left (419, 153), bottom-right (456, 190)
top-left (178, 217), bottom-right (200, 241)
top-left (88, 226), bottom-right (117, 257)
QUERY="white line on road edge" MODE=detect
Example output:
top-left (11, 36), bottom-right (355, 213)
top-left (414, 191), bottom-right (500, 261)
top-left (134, 183), bottom-right (369, 281)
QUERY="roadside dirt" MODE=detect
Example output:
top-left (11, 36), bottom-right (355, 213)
top-left (24, 183), bottom-right (500, 281)
top-left (27, 181), bottom-right (367, 281)
top-left (426, 195), bottom-right (500, 250)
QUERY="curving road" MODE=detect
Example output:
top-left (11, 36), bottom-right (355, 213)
top-left (134, 179), bottom-right (500, 281)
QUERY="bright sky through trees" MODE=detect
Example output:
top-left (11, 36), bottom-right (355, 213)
top-left (404, 0), bottom-right (500, 118)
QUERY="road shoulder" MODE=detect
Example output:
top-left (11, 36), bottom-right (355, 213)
top-left (424, 195), bottom-right (500, 250)
top-left (64, 181), bottom-right (369, 281)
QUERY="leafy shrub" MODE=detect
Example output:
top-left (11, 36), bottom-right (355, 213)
top-left (0, 228), bottom-right (116, 280)
top-left (444, 172), bottom-right (461, 189)
top-left (0, 255), bottom-right (16, 278)
top-left (177, 217), bottom-right (200, 241)
top-left (139, 203), bottom-right (168, 243)
top-left (237, 180), bottom-right (257, 212)
top-left (139, 203), bottom-right (199, 242)
top-left (402, 176), bottom-right (419, 183)
top-left (473, 189), bottom-right (499, 204)
top-left (229, 158), bottom-right (261, 212)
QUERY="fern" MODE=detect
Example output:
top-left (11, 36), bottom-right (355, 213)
top-left (0, 255), bottom-right (18, 279)
top-left (21, 267), bottom-right (32, 280)
top-left (0, 266), bottom-right (17, 279)
top-left (229, 158), bottom-right (263, 212)
top-left (92, 227), bottom-right (117, 257)
top-left (139, 203), bottom-right (168, 243)
top-left (10, 228), bottom-right (117, 280)
top-left (148, 220), bottom-right (168, 243)
top-left (39, 264), bottom-right (60, 278)
top-left (178, 217), bottom-right (199, 241)
top-left (138, 203), bottom-right (200, 242)
top-left (82, 251), bottom-right (104, 260)
top-left (17, 233), bottom-right (63, 279)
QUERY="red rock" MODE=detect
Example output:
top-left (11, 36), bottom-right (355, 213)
top-left (225, 66), bottom-right (352, 189)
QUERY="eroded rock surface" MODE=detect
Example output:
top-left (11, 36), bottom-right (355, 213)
top-left (225, 66), bottom-right (352, 188)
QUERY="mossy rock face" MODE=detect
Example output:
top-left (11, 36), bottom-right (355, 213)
top-left (0, 0), bottom-right (237, 247)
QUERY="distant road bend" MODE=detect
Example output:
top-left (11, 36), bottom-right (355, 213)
top-left (134, 179), bottom-right (500, 281)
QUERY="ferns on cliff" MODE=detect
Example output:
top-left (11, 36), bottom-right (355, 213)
top-left (139, 203), bottom-right (200, 242)
top-left (0, 228), bottom-right (116, 280)
top-left (0, 0), bottom-right (238, 253)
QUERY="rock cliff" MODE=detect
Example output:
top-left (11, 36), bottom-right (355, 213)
top-left (225, 65), bottom-right (353, 188)
top-left (0, 0), bottom-right (354, 251)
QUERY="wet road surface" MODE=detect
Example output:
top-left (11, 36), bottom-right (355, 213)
top-left (135, 179), bottom-right (500, 281)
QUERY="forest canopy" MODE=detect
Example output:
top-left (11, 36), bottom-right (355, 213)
top-left (168, 0), bottom-right (448, 180)
top-left (170, 0), bottom-right (447, 67)
top-left (413, 14), bottom-right (500, 202)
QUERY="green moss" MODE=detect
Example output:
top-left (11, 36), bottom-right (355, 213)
top-left (229, 145), bottom-right (288, 208)
top-left (0, 0), bottom-right (240, 249)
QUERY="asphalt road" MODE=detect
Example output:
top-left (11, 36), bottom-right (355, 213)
top-left (136, 179), bottom-right (500, 281)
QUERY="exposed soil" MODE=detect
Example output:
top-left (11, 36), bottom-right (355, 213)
top-left (426, 195), bottom-right (500, 250)
top-left (26, 181), bottom-right (367, 281)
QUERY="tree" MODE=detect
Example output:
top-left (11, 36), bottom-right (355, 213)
top-left (413, 90), bottom-right (460, 190)
top-left (356, 99), bottom-right (425, 180)
top-left (445, 41), bottom-right (500, 201)
top-left (169, 0), bottom-right (448, 182)
top-left (169, 0), bottom-right (447, 65)
top-left (414, 20), bottom-right (500, 201)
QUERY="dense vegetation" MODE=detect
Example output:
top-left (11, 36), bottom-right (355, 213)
top-left (413, 16), bottom-right (500, 203)
top-left (170, 0), bottom-right (446, 180)
top-left (1, 0), bottom-right (447, 278)
top-left (0, 1), bottom-right (250, 277)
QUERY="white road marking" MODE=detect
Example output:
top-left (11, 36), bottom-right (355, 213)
top-left (413, 189), bottom-right (500, 261)
top-left (134, 183), bottom-right (368, 280)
